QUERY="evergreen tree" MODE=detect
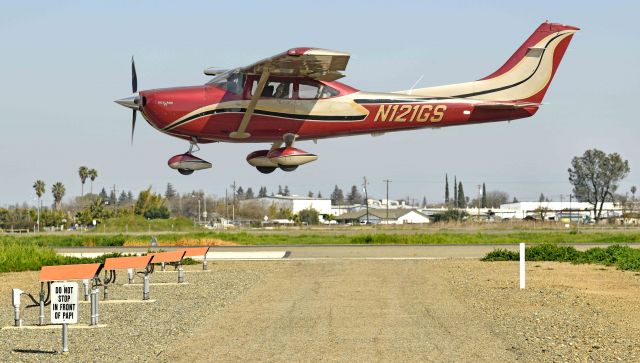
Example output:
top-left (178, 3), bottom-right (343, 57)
top-left (278, 185), bottom-right (283, 195)
top-left (99, 188), bottom-right (108, 201)
top-left (512, 197), bottom-right (519, 203)
top-left (422, 196), bottom-right (427, 208)
top-left (538, 193), bottom-right (546, 202)
top-left (118, 190), bottom-right (128, 204)
top-left (318, 191), bottom-right (323, 198)
top-left (165, 183), bottom-right (177, 199)
top-left (445, 174), bottom-right (449, 205)
top-left (308, 191), bottom-right (314, 198)
top-left (347, 185), bottom-right (362, 204)
top-left (457, 181), bottom-right (465, 208)
top-left (283, 185), bottom-right (290, 196)
top-left (246, 187), bottom-right (254, 199)
top-left (453, 176), bottom-right (458, 207)
top-left (258, 186), bottom-right (267, 198)
top-left (330, 185), bottom-right (344, 204)
top-left (109, 189), bottom-right (117, 205)
top-left (236, 186), bottom-right (245, 200)
top-left (481, 183), bottom-right (487, 208)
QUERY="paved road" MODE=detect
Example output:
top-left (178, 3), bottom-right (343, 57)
top-left (55, 243), bottom-right (640, 260)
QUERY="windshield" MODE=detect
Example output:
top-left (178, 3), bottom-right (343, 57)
top-left (206, 69), bottom-right (245, 94)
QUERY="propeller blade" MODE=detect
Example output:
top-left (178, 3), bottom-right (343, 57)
top-left (131, 109), bottom-right (137, 145)
top-left (131, 57), bottom-right (138, 93)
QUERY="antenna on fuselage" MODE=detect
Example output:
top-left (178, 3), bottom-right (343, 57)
top-left (406, 74), bottom-right (424, 96)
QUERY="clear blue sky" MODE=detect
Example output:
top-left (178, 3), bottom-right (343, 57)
top-left (1, 1), bottom-right (638, 206)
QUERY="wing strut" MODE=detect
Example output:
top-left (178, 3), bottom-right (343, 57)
top-left (230, 66), bottom-right (271, 139)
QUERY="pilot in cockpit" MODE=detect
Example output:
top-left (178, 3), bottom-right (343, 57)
top-left (274, 82), bottom-right (291, 98)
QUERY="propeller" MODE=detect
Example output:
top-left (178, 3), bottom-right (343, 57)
top-left (114, 57), bottom-right (142, 145)
top-left (131, 57), bottom-right (138, 144)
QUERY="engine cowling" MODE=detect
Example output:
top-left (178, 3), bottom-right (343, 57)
top-left (168, 153), bottom-right (212, 171)
top-left (267, 147), bottom-right (318, 166)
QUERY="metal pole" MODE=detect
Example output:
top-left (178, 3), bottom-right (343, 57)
top-left (363, 177), bottom-right (369, 225)
top-left (12, 288), bottom-right (22, 327)
top-left (127, 268), bottom-right (134, 284)
top-left (178, 264), bottom-right (185, 283)
top-left (519, 243), bottom-right (526, 289)
top-left (143, 272), bottom-right (150, 300)
top-left (39, 282), bottom-right (45, 325)
top-left (198, 199), bottom-right (201, 224)
top-left (62, 324), bottom-right (69, 353)
top-left (82, 279), bottom-right (89, 301)
top-left (90, 285), bottom-right (99, 326)
top-left (203, 255), bottom-right (208, 271)
top-left (383, 179), bottom-right (391, 225)
top-left (161, 262), bottom-right (165, 271)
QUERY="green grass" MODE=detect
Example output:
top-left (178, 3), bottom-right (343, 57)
top-left (3, 230), bottom-right (640, 247)
top-left (482, 243), bottom-right (640, 272)
top-left (0, 243), bottom-right (199, 273)
top-left (90, 216), bottom-right (197, 233)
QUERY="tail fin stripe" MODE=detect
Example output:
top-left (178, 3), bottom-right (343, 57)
top-left (452, 32), bottom-right (568, 99)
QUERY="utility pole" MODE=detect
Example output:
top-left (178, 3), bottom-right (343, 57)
top-left (569, 194), bottom-right (573, 226)
top-left (231, 181), bottom-right (237, 223)
top-left (362, 177), bottom-right (370, 225)
top-left (383, 179), bottom-right (391, 225)
top-left (225, 189), bottom-right (228, 221)
top-left (477, 185), bottom-right (481, 220)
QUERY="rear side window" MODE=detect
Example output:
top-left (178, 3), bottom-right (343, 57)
top-left (298, 82), bottom-right (320, 99)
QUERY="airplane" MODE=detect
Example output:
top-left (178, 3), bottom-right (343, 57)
top-left (115, 21), bottom-right (578, 175)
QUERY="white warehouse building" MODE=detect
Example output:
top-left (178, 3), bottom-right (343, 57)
top-left (244, 195), bottom-right (333, 215)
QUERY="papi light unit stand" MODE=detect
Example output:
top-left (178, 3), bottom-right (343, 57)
top-left (90, 281), bottom-right (99, 326)
top-left (177, 263), bottom-right (185, 284)
top-left (127, 268), bottom-right (135, 284)
top-left (82, 279), bottom-right (90, 301)
top-left (203, 256), bottom-right (208, 271)
top-left (143, 269), bottom-right (150, 300)
top-left (38, 282), bottom-right (46, 326)
top-left (12, 288), bottom-right (23, 327)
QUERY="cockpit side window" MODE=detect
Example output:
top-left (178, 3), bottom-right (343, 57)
top-left (250, 78), bottom-right (293, 99)
top-left (206, 70), bottom-right (246, 95)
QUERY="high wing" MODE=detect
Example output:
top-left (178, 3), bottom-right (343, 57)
top-left (228, 48), bottom-right (351, 139)
top-left (239, 47), bottom-right (351, 81)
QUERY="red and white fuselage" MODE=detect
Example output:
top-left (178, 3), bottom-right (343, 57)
top-left (116, 22), bottom-right (578, 174)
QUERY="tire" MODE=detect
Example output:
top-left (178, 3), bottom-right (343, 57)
top-left (256, 166), bottom-right (276, 174)
top-left (178, 168), bottom-right (194, 175)
top-left (279, 165), bottom-right (298, 172)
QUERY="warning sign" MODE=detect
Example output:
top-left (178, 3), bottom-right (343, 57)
top-left (51, 282), bottom-right (79, 324)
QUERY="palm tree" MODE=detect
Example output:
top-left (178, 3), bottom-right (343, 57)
top-left (88, 169), bottom-right (98, 194)
top-left (52, 182), bottom-right (66, 210)
top-left (78, 166), bottom-right (89, 196)
top-left (33, 180), bottom-right (46, 200)
top-left (33, 180), bottom-right (45, 231)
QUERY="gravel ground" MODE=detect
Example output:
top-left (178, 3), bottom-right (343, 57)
top-left (2, 259), bottom-right (640, 362)
top-left (0, 262), bottom-right (268, 362)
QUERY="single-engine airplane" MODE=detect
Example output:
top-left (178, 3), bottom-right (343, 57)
top-left (115, 21), bottom-right (578, 175)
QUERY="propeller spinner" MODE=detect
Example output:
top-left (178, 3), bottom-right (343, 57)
top-left (114, 57), bottom-right (141, 144)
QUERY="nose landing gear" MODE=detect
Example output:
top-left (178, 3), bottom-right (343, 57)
top-left (167, 141), bottom-right (212, 175)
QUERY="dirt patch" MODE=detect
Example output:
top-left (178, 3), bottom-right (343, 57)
top-left (123, 238), bottom-right (237, 247)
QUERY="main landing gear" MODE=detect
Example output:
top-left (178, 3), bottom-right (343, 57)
top-left (167, 141), bottom-right (212, 175)
top-left (246, 133), bottom-right (318, 174)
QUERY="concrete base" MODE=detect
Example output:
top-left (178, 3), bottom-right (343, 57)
top-left (124, 282), bottom-right (189, 286)
top-left (79, 299), bottom-right (156, 304)
top-left (2, 324), bottom-right (107, 330)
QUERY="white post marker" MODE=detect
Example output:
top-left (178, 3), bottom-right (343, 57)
top-left (51, 282), bottom-right (79, 354)
top-left (519, 243), bottom-right (526, 289)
